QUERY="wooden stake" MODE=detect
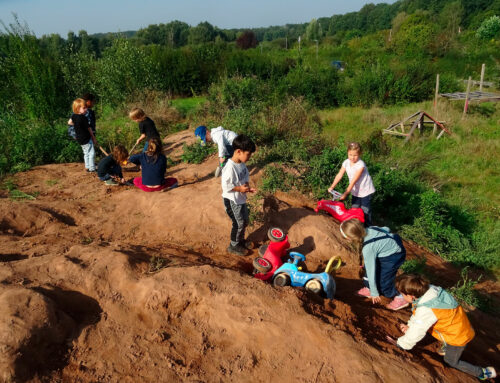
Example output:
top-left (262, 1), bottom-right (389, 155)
top-left (434, 74), bottom-right (440, 116)
top-left (463, 76), bottom-right (472, 118)
top-left (479, 63), bottom-right (485, 92)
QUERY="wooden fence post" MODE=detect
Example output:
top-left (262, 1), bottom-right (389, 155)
top-left (479, 63), bottom-right (485, 92)
top-left (462, 76), bottom-right (472, 118)
top-left (434, 74), bottom-right (440, 116)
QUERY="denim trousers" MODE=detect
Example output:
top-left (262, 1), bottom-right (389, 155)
top-left (81, 139), bottom-right (95, 171)
top-left (98, 163), bottom-right (122, 181)
top-left (363, 251), bottom-right (405, 297)
top-left (443, 344), bottom-right (483, 377)
top-left (223, 198), bottom-right (249, 247)
top-left (352, 193), bottom-right (373, 226)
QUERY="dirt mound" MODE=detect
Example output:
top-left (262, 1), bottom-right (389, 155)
top-left (0, 130), bottom-right (498, 382)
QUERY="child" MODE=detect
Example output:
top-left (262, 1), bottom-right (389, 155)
top-left (129, 108), bottom-right (160, 152)
top-left (71, 98), bottom-right (98, 172)
top-left (68, 93), bottom-right (97, 138)
top-left (83, 93), bottom-right (97, 137)
top-left (221, 134), bottom-right (256, 256)
top-left (390, 274), bottom-right (496, 380)
top-left (340, 218), bottom-right (408, 310)
top-left (195, 125), bottom-right (238, 177)
top-left (328, 142), bottom-right (375, 225)
top-left (128, 137), bottom-right (176, 192)
top-left (97, 145), bottom-right (128, 186)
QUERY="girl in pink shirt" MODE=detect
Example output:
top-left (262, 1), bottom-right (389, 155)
top-left (328, 142), bottom-right (375, 225)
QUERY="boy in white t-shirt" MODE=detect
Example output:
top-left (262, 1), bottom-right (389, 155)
top-left (328, 142), bottom-right (375, 225)
top-left (221, 135), bottom-right (257, 256)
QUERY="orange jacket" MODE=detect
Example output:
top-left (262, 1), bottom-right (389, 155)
top-left (397, 286), bottom-right (474, 350)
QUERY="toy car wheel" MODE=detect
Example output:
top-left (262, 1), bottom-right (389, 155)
top-left (258, 245), bottom-right (268, 256)
top-left (273, 273), bottom-right (291, 287)
top-left (253, 257), bottom-right (272, 273)
top-left (305, 279), bottom-right (323, 294)
top-left (268, 227), bottom-right (285, 242)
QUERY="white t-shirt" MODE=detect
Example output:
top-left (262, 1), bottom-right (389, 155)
top-left (211, 126), bottom-right (237, 158)
top-left (221, 159), bottom-right (249, 204)
top-left (342, 159), bottom-right (375, 198)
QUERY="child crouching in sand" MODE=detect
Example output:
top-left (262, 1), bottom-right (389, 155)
top-left (388, 274), bottom-right (496, 381)
top-left (97, 145), bottom-right (128, 186)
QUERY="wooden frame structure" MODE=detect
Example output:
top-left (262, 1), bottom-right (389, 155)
top-left (383, 111), bottom-right (451, 142)
top-left (440, 91), bottom-right (500, 103)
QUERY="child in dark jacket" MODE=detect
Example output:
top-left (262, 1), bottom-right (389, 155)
top-left (71, 98), bottom-right (98, 172)
top-left (129, 107), bottom-right (160, 152)
top-left (97, 145), bottom-right (128, 186)
top-left (389, 274), bottom-right (496, 381)
top-left (128, 137), bottom-right (177, 192)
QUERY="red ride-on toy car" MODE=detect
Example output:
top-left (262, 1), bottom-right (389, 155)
top-left (253, 227), bottom-right (290, 281)
top-left (315, 190), bottom-right (365, 223)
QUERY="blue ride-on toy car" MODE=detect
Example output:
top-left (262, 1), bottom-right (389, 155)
top-left (272, 252), bottom-right (341, 299)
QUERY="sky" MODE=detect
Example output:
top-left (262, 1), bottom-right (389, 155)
top-left (0, 0), bottom-right (396, 37)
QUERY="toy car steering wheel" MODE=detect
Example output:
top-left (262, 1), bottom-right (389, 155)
top-left (325, 256), bottom-right (342, 274)
top-left (289, 252), bottom-right (306, 263)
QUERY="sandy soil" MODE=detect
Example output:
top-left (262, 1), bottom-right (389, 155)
top-left (0, 130), bottom-right (498, 383)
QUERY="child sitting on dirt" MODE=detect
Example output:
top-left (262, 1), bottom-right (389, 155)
top-left (71, 98), bottom-right (98, 173)
top-left (128, 137), bottom-right (177, 192)
top-left (129, 108), bottom-right (160, 152)
top-left (195, 125), bottom-right (238, 177)
top-left (388, 273), bottom-right (496, 381)
top-left (221, 134), bottom-right (256, 256)
top-left (328, 142), bottom-right (375, 225)
top-left (97, 145), bottom-right (128, 186)
top-left (340, 218), bottom-right (408, 310)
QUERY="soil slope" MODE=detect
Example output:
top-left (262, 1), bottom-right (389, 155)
top-left (0, 130), bottom-right (498, 383)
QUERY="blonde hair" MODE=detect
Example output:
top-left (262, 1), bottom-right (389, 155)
top-left (72, 98), bottom-right (86, 114)
top-left (129, 107), bottom-right (146, 121)
top-left (340, 218), bottom-right (366, 269)
top-left (347, 142), bottom-right (362, 154)
top-left (395, 274), bottom-right (430, 298)
top-left (112, 145), bottom-right (129, 163)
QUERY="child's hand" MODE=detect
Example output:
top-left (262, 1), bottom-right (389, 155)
top-left (339, 192), bottom-right (348, 201)
top-left (399, 324), bottom-right (409, 333)
top-left (371, 296), bottom-right (381, 304)
top-left (328, 186), bottom-right (334, 193)
top-left (385, 335), bottom-right (398, 346)
top-left (248, 187), bottom-right (256, 193)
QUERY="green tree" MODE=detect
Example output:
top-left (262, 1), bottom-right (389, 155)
top-left (476, 15), bottom-right (500, 39)
top-left (305, 18), bottom-right (323, 40)
top-left (188, 21), bottom-right (216, 44)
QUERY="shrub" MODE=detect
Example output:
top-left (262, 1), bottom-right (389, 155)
top-left (181, 142), bottom-right (216, 164)
top-left (476, 15), bottom-right (500, 40)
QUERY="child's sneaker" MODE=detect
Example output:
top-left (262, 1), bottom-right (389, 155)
top-left (386, 296), bottom-right (410, 311)
top-left (357, 287), bottom-right (371, 298)
top-left (227, 244), bottom-right (247, 256)
top-left (239, 240), bottom-right (254, 250)
top-left (479, 367), bottom-right (496, 380)
top-left (436, 343), bottom-right (446, 356)
top-left (104, 179), bottom-right (119, 186)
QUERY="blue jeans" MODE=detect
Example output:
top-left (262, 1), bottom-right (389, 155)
top-left (352, 193), bottom-right (373, 226)
top-left (363, 251), bottom-right (406, 298)
top-left (98, 164), bottom-right (122, 181)
top-left (223, 198), bottom-right (249, 247)
top-left (81, 140), bottom-right (95, 171)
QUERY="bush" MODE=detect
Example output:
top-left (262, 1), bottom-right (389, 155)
top-left (181, 142), bottom-right (216, 164)
top-left (284, 66), bottom-right (340, 108)
top-left (476, 15), bottom-right (500, 40)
